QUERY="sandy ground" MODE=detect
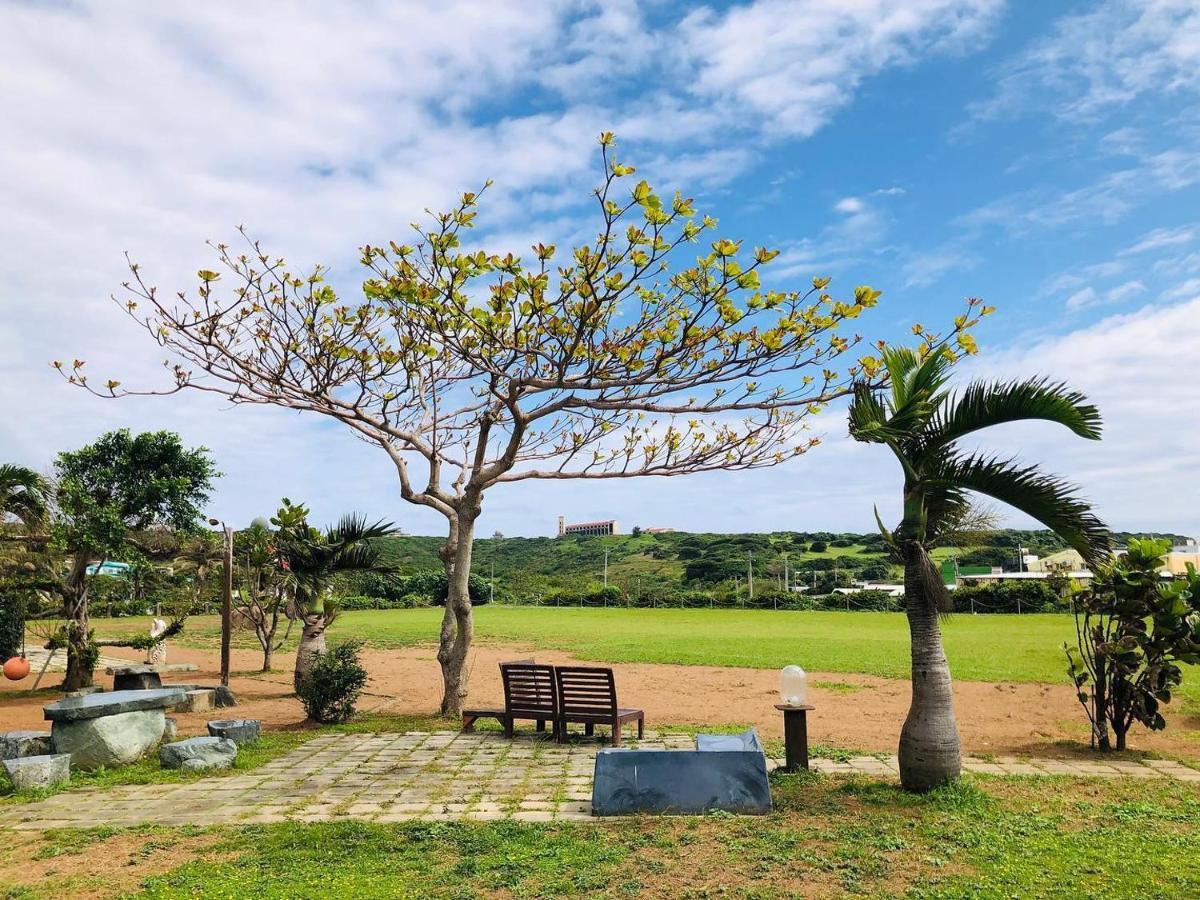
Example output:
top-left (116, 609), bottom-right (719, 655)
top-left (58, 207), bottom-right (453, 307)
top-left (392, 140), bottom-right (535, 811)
top-left (3, 642), bottom-right (1198, 759)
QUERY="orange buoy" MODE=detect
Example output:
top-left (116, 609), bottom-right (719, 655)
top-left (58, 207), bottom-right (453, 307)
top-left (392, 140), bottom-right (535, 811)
top-left (2, 656), bottom-right (30, 681)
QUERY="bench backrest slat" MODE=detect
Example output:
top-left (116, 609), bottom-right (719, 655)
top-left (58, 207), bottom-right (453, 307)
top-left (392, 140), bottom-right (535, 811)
top-left (555, 666), bottom-right (617, 717)
top-left (500, 663), bottom-right (557, 717)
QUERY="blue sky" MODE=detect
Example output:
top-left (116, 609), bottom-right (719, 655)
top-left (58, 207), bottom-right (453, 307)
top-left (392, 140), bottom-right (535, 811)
top-left (2, 0), bottom-right (1198, 538)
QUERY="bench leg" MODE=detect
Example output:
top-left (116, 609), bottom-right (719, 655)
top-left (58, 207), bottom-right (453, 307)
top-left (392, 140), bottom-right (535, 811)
top-left (503, 716), bottom-right (514, 739)
top-left (611, 721), bottom-right (622, 747)
top-left (637, 715), bottom-right (644, 739)
top-left (556, 720), bottom-right (568, 744)
top-left (536, 719), bottom-right (545, 732)
top-left (585, 723), bottom-right (594, 737)
top-left (462, 715), bottom-right (477, 733)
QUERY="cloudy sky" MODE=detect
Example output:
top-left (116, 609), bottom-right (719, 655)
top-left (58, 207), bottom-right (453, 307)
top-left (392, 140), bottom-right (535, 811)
top-left (2, 0), bottom-right (1198, 538)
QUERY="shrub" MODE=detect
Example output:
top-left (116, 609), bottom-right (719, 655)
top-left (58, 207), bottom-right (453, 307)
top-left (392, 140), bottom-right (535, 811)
top-left (297, 640), bottom-right (368, 724)
top-left (809, 540), bottom-right (828, 553)
top-left (954, 579), bottom-right (1059, 613)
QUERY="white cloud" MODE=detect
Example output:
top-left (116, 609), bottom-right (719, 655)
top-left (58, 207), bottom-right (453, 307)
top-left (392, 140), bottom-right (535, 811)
top-left (972, 0), bottom-right (1200, 122)
top-left (901, 246), bottom-right (974, 288)
top-left (678, 0), bottom-right (1003, 136)
top-left (1120, 224), bottom-right (1197, 255)
top-left (1064, 279), bottom-right (1144, 311)
top-left (834, 197), bottom-right (865, 214)
top-left (1161, 277), bottom-right (1200, 301)
top-left (1064, 287), bottom-right (1100, 311)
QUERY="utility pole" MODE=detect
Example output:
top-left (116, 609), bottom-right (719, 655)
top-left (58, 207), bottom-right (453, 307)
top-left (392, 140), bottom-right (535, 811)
top-left (603, 548), bottom-right (609, 589)
top-left (208, 517), bottom-right (234, 688)
top-left (783, 553), bottom-right (789, 593)
top-left (489, 558), bottom-right (494, 605)
top-left (748, 551), bottom-right (754, 603)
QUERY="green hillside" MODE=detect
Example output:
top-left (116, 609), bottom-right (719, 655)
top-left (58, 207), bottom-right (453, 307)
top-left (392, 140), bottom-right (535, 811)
top-left (368, 527), bottom-right (1186, 602)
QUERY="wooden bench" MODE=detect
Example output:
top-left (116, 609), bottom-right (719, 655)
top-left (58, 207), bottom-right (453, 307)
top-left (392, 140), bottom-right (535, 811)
top-left (554, 666), bottom-right (644, 746)
top-left (462, 661), bottom-right (558, 738)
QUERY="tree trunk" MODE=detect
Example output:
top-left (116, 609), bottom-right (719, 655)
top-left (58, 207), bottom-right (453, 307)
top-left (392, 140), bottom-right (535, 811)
top-left (63, 553), bottom-right (94, 691)
top-left (293, 616), bottom-right (328, 692)
top-left (261, 638), bottom-right (273, 674)
top-left (898, 544), bottom-right (962, 792)
top-left (437, 512), bottom-right (476, 717)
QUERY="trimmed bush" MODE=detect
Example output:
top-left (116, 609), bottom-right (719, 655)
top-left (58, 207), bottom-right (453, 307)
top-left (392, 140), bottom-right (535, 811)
top-left (297, 640), bottom-right (368, 724)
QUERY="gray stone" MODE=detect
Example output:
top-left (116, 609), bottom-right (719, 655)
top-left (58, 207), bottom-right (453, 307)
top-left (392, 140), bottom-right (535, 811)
top-left (3, 754), bottom-right (71, 792)
top-left (51, 709), bottom-right (167, 770)
top-left (207, 719), bottom-right (260, 746)
top-left (159, 736), bottom-right (237, 771)
top-left (176, 689), bottom-right (214, 713)
top-left (44, 688), bottom-right (185, 723)
top-left (164, 684), bottom-right (236, 707)
top-left (163, 717), bottom-right (178, 742)
top-left (0, 731), bottom-right (52, 760)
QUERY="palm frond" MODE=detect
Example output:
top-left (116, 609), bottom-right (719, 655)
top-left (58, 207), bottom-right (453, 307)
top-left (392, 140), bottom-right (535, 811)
top-left (927, 453), bottom-right (1110, 566)
top-left (0, 464), bottom-right (50, 530)
top-left (922, 378), bottom-right (1101, 451)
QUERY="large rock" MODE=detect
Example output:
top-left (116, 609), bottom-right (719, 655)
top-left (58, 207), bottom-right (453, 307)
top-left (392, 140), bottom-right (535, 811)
top-left (0, 731), bottom-right (52, 760)
top-left (159, 736), bottom-right (237, 771)
top-left (3, 754), bottom-right (71, 791)
top-left (207, 719), bottom-right (260, 746)
top-left (212, 685), bottom-right (238, 708)
top-left (51, 709), bottom-right (167, 770)
top-left (44, 688), bottom-right (185, 723)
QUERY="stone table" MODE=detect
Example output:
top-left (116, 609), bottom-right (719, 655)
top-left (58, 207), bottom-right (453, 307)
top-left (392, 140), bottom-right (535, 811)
top-left (44, 688), bottom-right (185, 770)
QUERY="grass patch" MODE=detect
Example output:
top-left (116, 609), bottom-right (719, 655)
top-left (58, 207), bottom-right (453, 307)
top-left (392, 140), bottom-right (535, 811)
top-left (1, 775), bottom-right (1187, 898)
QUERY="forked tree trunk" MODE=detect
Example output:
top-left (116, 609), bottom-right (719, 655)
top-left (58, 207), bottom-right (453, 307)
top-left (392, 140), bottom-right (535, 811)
top-left (437, 512), bottom-right (476, 717)
top-left (63, 553), bottom-right (94, 692)
top-left (898, 544), bottom-right (962, 792)
top-left (293, 615), bottom-right (329, 692)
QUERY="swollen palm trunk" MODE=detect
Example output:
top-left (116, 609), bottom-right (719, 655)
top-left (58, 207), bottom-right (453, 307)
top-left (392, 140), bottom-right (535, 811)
top-left (898, 551), bottom-right (962, 792)
top-left (293, 618), bottom-right (328, 692)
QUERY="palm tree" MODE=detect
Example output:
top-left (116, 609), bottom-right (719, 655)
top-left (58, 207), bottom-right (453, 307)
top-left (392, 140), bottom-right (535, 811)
top-left (278, 512), bottom-right (396, 691)
top-left (848, 346), bottom-right (1109, 792)
top-left (0, 464), bottom-right (50, 531)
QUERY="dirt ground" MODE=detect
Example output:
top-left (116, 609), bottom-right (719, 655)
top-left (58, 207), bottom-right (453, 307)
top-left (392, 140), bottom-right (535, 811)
top-left (3, 643), bottom-right (1198, 759)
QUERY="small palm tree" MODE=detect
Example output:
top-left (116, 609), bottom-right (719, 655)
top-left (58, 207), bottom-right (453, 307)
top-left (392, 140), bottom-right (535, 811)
top-left (849, 346), bottom-right (1109, 792)
top-left (0, 464), bottom-right (50, 531)
top-left (276, 508), bottom-right (395, 691)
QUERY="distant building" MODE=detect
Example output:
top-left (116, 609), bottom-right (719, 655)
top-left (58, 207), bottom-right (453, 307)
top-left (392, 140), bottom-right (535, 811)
top-left (557, 515), bottom-right (619, 537)
top-left (1163, 539), bottom-right (1200, 576)
top-left (644, 527), bottom-right (675, 534)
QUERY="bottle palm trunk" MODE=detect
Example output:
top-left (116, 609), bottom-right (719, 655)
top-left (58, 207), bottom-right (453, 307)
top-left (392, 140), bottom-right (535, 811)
top-left (898, 543), bottom-right (962, 792)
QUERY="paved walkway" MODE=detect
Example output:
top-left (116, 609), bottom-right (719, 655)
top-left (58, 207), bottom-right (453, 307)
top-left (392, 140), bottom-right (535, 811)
top-left (6, 731), bottom-right (1199, 830)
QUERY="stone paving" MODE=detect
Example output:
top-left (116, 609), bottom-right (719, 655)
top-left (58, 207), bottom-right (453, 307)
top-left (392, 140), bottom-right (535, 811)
top-left (5, 730), bottom-right (1199, 831)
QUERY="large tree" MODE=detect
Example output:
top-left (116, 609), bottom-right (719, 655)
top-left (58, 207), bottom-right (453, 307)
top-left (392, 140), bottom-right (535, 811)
top-left (67, 135), bottom-right (947, 714)
top-left (51, 430), bottom-right (217, 689)
top-left (848, 344), bottom-right (1109, 791)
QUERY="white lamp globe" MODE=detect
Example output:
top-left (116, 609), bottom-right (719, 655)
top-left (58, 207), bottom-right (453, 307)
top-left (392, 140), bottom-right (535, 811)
top-left (779, 665), bottom-right (807, 706)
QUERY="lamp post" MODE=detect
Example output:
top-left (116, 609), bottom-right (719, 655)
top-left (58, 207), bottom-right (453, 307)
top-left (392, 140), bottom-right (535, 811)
top-left (209, 517), bottom-right (234, 687)
top-left (776, 665), bottom-right (813, 771)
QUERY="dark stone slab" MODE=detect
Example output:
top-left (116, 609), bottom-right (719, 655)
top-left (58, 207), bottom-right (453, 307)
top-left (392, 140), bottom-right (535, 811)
top-left (207, 719), bottom-right (260, 746)
top-left (592, 740), bottom-right (771, 816)
top-left (0, 731), bottom-right (53, 760)
top-left (113, 671), bottom-right (163, 691)
top-left (43, 688), bottom-right (186, 723)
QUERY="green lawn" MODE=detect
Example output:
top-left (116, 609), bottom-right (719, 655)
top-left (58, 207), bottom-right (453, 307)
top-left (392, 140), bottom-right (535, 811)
top-left (103, 607), bottom-right (1075, 683)
top-left (8, 775), bottom-right (1199, 898)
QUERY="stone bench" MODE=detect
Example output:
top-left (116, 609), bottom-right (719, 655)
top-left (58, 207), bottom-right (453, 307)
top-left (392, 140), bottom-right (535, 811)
top-left (44, 688), bottom-right (185, 770)
top-left (3, 754), bottom-right (70, 791)
top-left (105, 663), bottom-right (198, 691)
